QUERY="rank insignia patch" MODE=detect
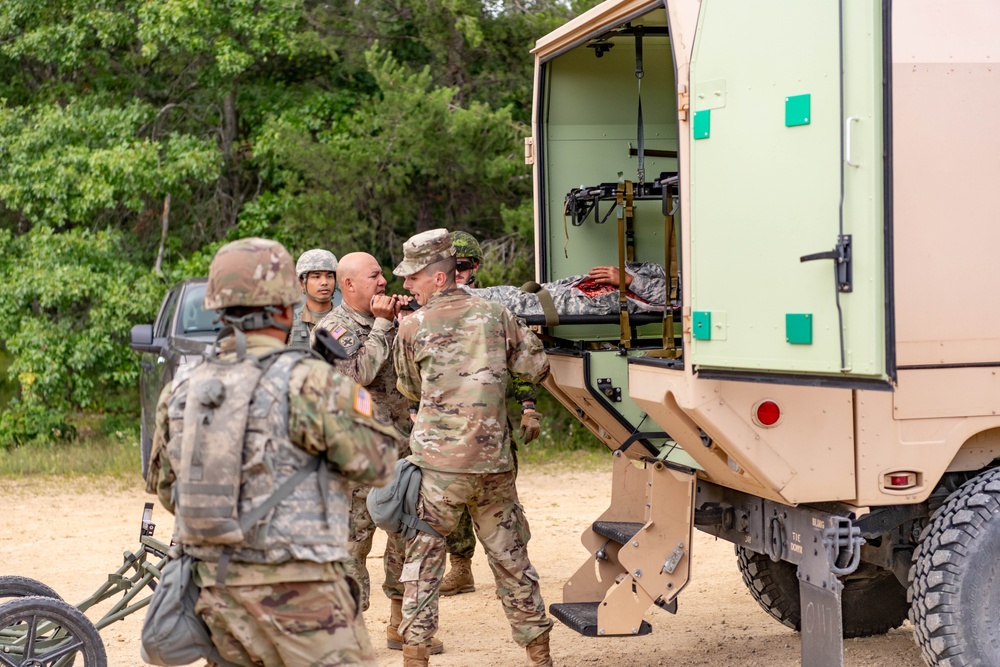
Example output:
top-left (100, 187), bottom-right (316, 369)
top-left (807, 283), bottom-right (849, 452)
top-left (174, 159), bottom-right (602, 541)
top-left (353, 386), bottom-right (372, 417)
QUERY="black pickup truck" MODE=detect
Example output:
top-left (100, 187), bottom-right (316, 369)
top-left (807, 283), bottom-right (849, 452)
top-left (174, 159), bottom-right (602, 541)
top-left (129, 278), bottom-right (219, 476)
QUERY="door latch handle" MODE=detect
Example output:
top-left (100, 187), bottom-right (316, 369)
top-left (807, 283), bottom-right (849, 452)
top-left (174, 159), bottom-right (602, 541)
top-left (800, 234), bottom-right (852, 293)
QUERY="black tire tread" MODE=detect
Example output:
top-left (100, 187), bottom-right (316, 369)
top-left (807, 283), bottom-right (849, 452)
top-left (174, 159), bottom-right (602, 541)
top-left (908, 466), bottom-right (1000, 667)
top-left (0, 575), bottom-right (63, 601)
top-left (736, 545), bottom-right (909, 639)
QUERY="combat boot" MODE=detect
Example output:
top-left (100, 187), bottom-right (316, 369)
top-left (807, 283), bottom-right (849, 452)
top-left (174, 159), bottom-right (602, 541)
top-left (387, 599), bottom-right (444, 654)
top-left (525, 630), bottom-right (553, 666)
top-left (402, 643), bottom-right (431, 667)
top-left (439, 554), bottom-right (475, 596)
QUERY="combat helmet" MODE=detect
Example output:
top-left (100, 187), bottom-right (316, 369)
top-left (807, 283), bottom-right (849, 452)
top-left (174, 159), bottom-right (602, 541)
top-left (449, 231), bottom-right (483, 264)
top-left (204, 238), bottom-right (300, 328)
top-left (295, 249), bottom-right (339, 280)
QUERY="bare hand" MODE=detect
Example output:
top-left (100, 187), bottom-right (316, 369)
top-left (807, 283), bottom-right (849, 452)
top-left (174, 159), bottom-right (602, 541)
top-left (588, 265), bottom-right (632, 288)
top-left (392, 294), bottom-right (414, 316)
top-left (371, 294), bottom-right (396, 320)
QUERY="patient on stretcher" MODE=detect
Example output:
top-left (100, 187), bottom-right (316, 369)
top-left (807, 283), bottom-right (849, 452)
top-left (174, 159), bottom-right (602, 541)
top-left (466, 261), bottom-right (666, 317)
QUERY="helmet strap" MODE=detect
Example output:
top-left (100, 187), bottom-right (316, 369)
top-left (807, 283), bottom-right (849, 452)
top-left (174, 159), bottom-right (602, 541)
top-left (220, 305), bottom-right (292, 333)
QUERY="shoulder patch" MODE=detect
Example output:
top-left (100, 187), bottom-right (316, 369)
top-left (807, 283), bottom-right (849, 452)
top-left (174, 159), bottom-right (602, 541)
top-left (353, 386), bottom-right (373, 417)
top-left (332, 326), bottom-right (347, 340)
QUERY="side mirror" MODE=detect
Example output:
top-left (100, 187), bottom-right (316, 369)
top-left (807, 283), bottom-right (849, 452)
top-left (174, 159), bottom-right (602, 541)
top-left (129, 324), bottom-right (158, 353)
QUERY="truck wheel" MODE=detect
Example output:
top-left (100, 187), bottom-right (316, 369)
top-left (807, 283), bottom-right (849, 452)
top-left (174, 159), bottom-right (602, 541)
top-left (0, 575), bottom-right (63, 601)
top-left (736, 546), bottom-right (908, 638)
top-left (0, 595), bottom-right (106, 666)
top-left (909, 466), bottom-right (1000, 666)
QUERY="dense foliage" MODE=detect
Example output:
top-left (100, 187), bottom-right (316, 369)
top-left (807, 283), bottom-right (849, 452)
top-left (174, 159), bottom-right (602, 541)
top-left (0, 0), bottom-right (599, 444)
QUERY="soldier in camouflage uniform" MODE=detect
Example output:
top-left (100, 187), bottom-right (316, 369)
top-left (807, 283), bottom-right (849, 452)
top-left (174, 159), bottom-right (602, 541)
top-left (439, 232), bottom-right (543, 598)
top-left (289, 248), bottom-right (338, 349)
top-left (392, 229), bottom-right (554, 667)
top-left (146, 237), bottom-right (400, 667)
top-left (312, 252), bottom-right (445, 655)
top-left (470, 261), bottom-right (667, 317)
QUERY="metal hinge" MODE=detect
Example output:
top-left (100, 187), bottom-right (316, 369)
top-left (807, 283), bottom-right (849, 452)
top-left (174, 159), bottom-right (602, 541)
top-left (524, 137), bottom-right (535, 165)
top-left (677, 85), bottom-right (689, 122)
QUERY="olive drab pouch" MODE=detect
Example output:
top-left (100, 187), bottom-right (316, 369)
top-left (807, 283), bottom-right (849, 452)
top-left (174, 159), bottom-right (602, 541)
top-left (174, 353), bottom-right (266, 546)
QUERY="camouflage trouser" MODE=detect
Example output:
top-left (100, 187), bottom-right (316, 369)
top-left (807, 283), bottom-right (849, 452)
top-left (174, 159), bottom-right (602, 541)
top-left (195, 566), bottom-right (375, 667)
top-left (399, 468), bottom-right (552, 648)
top-left (445, 439), bottom-right (518, 560)
top-left (344, 484), bottom-right (407, 609)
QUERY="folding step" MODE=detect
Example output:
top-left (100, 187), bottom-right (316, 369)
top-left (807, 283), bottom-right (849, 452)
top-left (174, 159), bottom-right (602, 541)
top-left (592, 520), bottom-right (644, 545)
top-left (550, 601), bottom-right (653, 637)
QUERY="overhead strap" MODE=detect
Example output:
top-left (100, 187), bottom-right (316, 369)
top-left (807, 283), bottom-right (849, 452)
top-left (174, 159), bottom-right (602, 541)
top-left (520, 281), bottom-right (559, 327)
top-left (616, 180), bottom-right (633, 349)
top-left (635, 26), bottom-right (645, 187)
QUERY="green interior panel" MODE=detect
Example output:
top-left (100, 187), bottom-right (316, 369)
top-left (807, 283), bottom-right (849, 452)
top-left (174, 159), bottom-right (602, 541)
top-left (540, 7), bottom-right (676, 344)
top-left (688, 0), bottom-right (886, 379)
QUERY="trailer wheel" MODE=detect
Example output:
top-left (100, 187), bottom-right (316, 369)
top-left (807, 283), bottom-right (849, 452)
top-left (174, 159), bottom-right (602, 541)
top-left (736, 546), bottom-right (908, 638)
top-left (0, 575), bottom-right (63, 601)
top-left (909, 466), bottom-right (1000, 666)
top-left (0, 595), bottom-right (106, 666)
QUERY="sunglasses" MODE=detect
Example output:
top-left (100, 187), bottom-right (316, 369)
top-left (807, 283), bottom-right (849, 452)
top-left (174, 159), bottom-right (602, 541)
top-left (456, 260), bottom-right (475, 272)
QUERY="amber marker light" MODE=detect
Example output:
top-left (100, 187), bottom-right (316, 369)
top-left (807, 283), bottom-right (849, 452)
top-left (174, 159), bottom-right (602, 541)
top-left (753, 400), bottom-right (781, 427)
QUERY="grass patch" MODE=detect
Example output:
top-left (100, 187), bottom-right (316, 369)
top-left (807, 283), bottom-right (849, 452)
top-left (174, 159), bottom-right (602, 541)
top-left (0, 435), bottom-right (141, 479)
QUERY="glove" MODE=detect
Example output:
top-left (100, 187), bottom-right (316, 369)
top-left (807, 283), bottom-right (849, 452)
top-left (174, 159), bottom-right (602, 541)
top-left (519, 409), bottom-right (542, 444)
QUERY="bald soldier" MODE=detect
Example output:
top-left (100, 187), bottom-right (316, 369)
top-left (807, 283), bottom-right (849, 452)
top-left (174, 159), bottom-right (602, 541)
top-left (313, 253), bottom-right (445, 655)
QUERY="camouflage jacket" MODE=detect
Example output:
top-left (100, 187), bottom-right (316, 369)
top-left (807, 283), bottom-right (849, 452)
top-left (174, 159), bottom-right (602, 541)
top-left (313, 303), bottom-right (412, 443)
top-left (469, 261), bottom-right (666, 317)
top-left (288, 302), bottom-right (331, 350)
top-left (147, 333), bottom-right (400, 584)
top-left (394, 289), bottom-right (549, 473)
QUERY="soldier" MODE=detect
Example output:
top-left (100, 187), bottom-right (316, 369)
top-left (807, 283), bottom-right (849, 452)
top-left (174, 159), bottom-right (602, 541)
top-left (312, 252), bottom-right (445, 655)
top-left (392, 229), bottom-right (554, 667)
top-left (440, 231), bottom-right (543, 598)
top-left (470, 261), bottom-right (667, 317)
top-left (146, 237), bottom-right (400, 667)
top-left (289, 248), bottom-right (338, 349)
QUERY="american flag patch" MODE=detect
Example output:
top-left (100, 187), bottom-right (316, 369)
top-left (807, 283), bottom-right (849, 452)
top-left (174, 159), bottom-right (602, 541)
top-left (353, 386), bottom-right (373, 417)
top-left (332, 326), bottom-right (347, 340)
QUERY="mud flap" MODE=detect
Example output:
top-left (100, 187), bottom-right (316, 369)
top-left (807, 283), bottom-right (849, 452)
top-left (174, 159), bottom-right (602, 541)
top-left (796, 518), bottom-right (849, 667)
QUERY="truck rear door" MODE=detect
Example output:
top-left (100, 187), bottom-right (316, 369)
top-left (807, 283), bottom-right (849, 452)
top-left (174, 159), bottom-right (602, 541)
top-left (687, 0), bottom-right (891, 384)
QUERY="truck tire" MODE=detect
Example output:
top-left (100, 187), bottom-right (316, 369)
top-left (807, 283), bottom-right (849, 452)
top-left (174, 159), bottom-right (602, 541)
top-left (736, 546), bottom-right (908, 638)
top-left (909, 466), bottom-right (1000, 666)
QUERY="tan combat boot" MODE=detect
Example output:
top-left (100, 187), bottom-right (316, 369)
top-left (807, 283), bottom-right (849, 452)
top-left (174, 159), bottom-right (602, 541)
top-left (402, 643), bottom-right (431, 667)
top-left (439, 554), bottom-right (475, 596)
top-left (387, 599), bottom-right (444, 654)
top-left (525, 630), bottom-right (553, 666)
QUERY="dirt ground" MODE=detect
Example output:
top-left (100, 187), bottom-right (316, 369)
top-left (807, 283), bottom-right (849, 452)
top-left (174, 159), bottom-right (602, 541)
top-left (0, 468), bottom-right (926, 666)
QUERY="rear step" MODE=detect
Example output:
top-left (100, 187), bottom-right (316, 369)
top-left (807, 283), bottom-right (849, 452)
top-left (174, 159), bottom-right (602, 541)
top-left (550, 601), bottom-right (653, 637)
top-left (554, 452), bottom-right (696, 637)
top-left (592, 521), bottom-right (644, 545)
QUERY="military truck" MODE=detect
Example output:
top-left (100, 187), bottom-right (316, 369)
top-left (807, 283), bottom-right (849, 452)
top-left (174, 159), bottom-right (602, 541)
top-left (524, 1), bottom-right (1000, 665)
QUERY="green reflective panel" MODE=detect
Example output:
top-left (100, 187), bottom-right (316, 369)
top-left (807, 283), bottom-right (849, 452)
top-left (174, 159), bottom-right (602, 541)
top-left (786, 313), bottom-right (813, 345)
top-left (693, 311), bottom-right (712, 340)
top-left (693, 109), bottom-right (711, 139)
top-left (785, 94), bottom-right (811, 127)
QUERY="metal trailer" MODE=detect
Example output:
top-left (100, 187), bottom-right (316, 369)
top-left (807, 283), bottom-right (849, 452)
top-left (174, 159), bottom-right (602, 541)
top-left (0, 503), bottom-right (168, 666)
